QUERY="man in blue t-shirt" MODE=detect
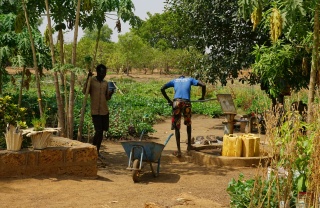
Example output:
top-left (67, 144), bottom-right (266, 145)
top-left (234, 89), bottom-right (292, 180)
top-left (161, 75), bottom-right (206, 157)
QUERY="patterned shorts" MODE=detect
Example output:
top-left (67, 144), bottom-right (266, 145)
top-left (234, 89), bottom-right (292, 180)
top-left (171, 99), bottom-right (192, 130)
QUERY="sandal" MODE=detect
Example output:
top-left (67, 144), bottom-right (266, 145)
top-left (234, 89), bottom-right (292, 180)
top-left (172, 151), bottom-right (182, 157)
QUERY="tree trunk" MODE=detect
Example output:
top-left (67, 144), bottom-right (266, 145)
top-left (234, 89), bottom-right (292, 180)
top-left (22, 0), bottom-right (43, 116)
top-left (67, 0), bottom-right (81, 139)
top-left (63, 71), bottom-right (68, 136)
top-left (126, 62), bottom-right (129, 76)
top-left (77, 27), bottom-right (101, 141)
top-left (44, 0), bottom-right (65, 136)
top-left (18, 66), bottom-right (26, 107)
top-left (60, 42), bottom-right (67, 135)
top-left (0, 67), bottom-right (3, 94)
top-left (307, 3), bottom-right (320, 123)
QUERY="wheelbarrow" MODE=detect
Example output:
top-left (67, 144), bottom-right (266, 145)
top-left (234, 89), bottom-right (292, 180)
top-left (120, 133), bottom-right (174, 182)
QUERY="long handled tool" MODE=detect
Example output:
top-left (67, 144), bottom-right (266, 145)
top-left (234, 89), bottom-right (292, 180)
top-left (163, 98), bottom-right (217, 107)
top-left (190, 98), bottom-right (217, 102)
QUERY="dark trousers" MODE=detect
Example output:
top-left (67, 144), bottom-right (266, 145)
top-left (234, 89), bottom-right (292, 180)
top-left (92, 114), bottom-right (109, 153)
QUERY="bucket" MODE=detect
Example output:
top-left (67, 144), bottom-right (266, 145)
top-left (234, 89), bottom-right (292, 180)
top-left (222, 134), bottom-right (242, 157)
top-left (108, 81), bottom-right (116, 92)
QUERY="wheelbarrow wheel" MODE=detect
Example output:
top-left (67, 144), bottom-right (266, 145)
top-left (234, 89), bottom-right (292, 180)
top-left (132, 159), bottom-right (140, 182)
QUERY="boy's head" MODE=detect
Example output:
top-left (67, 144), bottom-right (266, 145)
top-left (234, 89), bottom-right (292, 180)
top-left (96, 64), bottom-right (107, 81)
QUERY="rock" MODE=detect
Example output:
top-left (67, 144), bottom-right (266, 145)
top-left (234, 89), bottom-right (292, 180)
top-left (144, 202), bottom-right (162, 208)
top-left (206, 135), bottom-right (217, 143)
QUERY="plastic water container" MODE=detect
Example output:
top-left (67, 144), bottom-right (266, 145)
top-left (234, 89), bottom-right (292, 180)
top-left (222, 134), bottom-right (242, 157)
top-left (245, 134), bottom-right (260, 157)
top-left (108, 81), bottom-right (116, 92)
top-left (241, 135), bottom-right (255, 157)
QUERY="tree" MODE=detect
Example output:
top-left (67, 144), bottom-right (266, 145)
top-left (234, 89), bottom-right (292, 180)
top-left (250, 41), bottom-right (309, 107)
top-left (133, 12), bottom-right (184, 49)
top-left (83, 24), bottom-right (113, 42)
top-left (174, 47), bottom-right (206, 77)
top-left (2, 0), bottom-right (141, 139)
top-left (237, 0), bottom-right (319, 118)
top-left (165, 0), bottom-right (270, 85)
top-left (107, 44), bottom-right (125, 74)
top-left (76, 0), bottom-right (141, 140)
top-left (0, 1), bottom-right (51, 117)
top-left (137, 44), bottom-right (155, 74)
top-left (44, 0), bottom-right (66, 137)
top-left (117, 32), bottom-right (145, 75)
top-left (0, 13), bottom-right (18, 94)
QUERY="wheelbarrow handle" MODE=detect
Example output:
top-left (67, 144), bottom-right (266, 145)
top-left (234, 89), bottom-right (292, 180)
top-left (164, 133), bottom-right (174, 146)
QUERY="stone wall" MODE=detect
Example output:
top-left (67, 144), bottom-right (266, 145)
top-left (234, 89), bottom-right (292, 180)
top-left (0, 137), bottom-right (97, 178)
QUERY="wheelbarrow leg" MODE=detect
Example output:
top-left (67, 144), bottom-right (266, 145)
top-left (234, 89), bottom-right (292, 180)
top-left (157, 158), bottom-right (161, 176)
top-left (150, 134), bottom-right (174, 177)
top-left (151, 133), bottom-right (174, 177)
top-left (148, 157), bottom-right (162, 177)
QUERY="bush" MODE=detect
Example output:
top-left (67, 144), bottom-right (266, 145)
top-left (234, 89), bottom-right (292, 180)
top-left (227, 173), bottom-right (294, 208)
top-left (0, 96), bottom-right (27, 148)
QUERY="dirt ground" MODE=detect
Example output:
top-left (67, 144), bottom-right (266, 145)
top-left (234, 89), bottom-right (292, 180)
top-left (0, 71), bottom-right (260, 208)
top-left (0, 115), bottom-right (260, 208)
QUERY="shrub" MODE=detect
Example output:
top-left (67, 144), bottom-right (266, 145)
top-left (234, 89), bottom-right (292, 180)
top-left (0, 95), bottom-right (27, 148)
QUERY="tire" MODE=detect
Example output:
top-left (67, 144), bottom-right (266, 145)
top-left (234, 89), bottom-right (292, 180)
top-left (132, 159), bottom-right (140, 182)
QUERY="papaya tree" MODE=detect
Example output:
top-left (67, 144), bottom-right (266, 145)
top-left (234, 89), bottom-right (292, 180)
top-left (0, 1), bottom-right (51, 116)
top-left (237, 0), bottom-right (319, 119)
top-left (0, 13), bottom-right (16, 94)
top-left (76, 0), bottom-right (141, 140)
top-left (21, 0), bottom-right (47, 116)
top-left (43, 0), bottom-right (67, 136)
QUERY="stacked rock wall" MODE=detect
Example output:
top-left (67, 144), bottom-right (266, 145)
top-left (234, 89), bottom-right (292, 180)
top-left (0, 137), bottom-right (97, 177)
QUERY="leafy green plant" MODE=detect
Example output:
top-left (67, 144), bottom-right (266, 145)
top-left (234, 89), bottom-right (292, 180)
top-left (227, 173), bottom-right (291, 208)
top-left (0, 96), bottom-right (27, 126)
top-left (275, 110), bottom-right (313, 193)
top-left (17, 121), bottom-right (28, 129)
top-left (0, 95), bottom-right (27, 148)
top-left (31, 110), bottom-right (48, 131)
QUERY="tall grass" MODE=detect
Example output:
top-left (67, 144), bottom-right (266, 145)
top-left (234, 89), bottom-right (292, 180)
top-left (228, 99), bottom-right (320, 207)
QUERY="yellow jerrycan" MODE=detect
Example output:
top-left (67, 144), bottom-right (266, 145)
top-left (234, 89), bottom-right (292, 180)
top-left (241, 134), bottom-right (255, 157)
top-left (222, 134), bottom-right (242, 157)
top-left (242, 134), bottom-right (260, 157)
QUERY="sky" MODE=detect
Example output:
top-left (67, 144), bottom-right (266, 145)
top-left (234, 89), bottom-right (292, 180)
top-left (39, 0), bottom-right (165, 43)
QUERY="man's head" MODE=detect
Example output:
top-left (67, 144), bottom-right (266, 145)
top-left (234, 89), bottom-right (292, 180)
top-left (96, 64), bottom-right (107, 81)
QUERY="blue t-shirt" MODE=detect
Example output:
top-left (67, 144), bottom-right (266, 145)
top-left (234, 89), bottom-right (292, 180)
top-left (164, 76), bottom-right (199, 100)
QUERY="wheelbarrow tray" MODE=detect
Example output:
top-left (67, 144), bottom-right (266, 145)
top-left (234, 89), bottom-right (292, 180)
top-left (120, 141), bottom-right (165, 162)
